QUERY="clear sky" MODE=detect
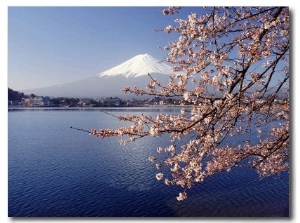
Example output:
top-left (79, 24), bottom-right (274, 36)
top-left (8, 6), bottom-right (201, 90)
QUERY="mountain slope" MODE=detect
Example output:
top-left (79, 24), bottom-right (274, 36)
top-left (99, 54), bottom-right (175, 78)
top-left (21, 54), bottom-right (176, 98)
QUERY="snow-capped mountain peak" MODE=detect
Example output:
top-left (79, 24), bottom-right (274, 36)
top-left (21, 54), bottom-right (178, 98)
top-left (99, 54), bottom-right (175, 78)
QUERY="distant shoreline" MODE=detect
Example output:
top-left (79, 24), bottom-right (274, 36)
top-left (8, 105), bottom-right (192, 112)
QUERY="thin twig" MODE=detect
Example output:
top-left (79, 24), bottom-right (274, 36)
top-left (70, 126), bottom-right (91, 134)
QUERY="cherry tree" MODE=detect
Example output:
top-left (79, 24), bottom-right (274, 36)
top-left (90, 7), bottom-right (289, 201)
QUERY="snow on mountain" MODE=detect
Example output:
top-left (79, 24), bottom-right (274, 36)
top-left (99, 54), bottom-right (175, 78)
top-left (20, 54), bottom-right (178, 98)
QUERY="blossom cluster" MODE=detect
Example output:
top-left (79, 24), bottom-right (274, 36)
top-left (91, 7), bottom-right (289, 201)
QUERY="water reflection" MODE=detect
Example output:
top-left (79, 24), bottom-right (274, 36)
top-left (8, 108), bottom-right (289, 217)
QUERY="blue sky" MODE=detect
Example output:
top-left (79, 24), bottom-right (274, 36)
top-left (8, 6), bottom-right (201, 90)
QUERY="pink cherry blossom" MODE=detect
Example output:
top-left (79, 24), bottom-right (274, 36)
top-left (90, 7), bottom-right (289, 201)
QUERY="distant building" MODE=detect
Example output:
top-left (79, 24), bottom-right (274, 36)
top-left (32, 97), bottom-right (44, 106)
top-left (21, 98), bottom-right (32, 106)
top-left (79, 98), bottom-right (91, 107)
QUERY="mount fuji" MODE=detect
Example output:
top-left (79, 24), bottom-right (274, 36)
top-left (21, 54), bottom-right (180, 98)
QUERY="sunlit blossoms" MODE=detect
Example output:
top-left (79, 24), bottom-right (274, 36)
top-left (90, 7), bottom-right (289, 201)
top-left (156, 173), bottom-right (164, 180)
top-left (177, 192), bottom-right (187, 201)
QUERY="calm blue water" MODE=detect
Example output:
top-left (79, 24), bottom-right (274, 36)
top-left (8, 107), bottom-right (289, 217)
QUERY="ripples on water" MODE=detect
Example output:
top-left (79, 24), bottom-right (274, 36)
top-left (8, 108), bottom-right (289, 217)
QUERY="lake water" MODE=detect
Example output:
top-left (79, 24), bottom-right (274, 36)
top-left (8, 107), bottom-right (289, 217)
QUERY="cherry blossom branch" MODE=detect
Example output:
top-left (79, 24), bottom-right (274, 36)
top-left (89, 6), bottom-right (289, 201)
